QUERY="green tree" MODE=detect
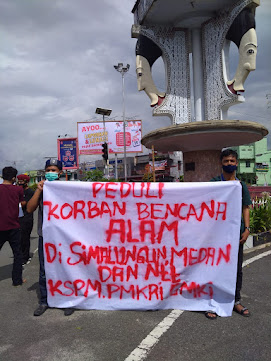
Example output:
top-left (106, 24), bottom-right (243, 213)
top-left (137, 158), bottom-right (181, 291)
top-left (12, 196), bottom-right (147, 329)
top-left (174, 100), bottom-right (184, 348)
top-left (84, 169), bottom-right (107, 181)
top-left (84, 169), bottom-right (119, 182)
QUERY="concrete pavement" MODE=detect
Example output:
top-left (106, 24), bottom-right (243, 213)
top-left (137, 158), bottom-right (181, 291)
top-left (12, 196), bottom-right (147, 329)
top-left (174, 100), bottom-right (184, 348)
top-left (0, 227), bottom-right (270, 361)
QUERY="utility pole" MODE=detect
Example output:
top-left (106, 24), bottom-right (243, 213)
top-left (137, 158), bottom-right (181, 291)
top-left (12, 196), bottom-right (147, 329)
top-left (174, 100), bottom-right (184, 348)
top-left (114, 63), bottom-right (130, 181)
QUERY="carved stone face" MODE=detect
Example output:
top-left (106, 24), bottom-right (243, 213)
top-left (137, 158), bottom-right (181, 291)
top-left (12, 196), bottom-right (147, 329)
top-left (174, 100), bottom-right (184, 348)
top-left (136, 55), bottom-right (165, 106)
top-left (227, 28), bottom-right (257, 92)
top-left (136, 56), bottom-right (146, 92)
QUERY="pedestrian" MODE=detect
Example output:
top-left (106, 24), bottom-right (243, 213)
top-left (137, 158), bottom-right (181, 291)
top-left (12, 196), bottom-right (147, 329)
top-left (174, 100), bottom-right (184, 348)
top-left (27, 159), bottom-right (74, 317)
top-left (0, 167), bottom-right (25, 286)
top-left (205, 149), bottom-right (251, 320)
top-left (17, 174), bottom-right (34, 265)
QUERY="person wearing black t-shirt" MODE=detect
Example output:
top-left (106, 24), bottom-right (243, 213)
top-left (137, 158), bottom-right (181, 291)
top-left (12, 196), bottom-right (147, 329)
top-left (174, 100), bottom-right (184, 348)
top-left (17, 174), bottom-right (34, 265)
top-left (205, 149), bottom-right (251, 320)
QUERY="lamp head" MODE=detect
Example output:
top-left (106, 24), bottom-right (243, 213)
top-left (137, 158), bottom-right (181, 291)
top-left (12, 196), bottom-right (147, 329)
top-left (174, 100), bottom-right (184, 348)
top-left (95, 107), bottom-right (112, 116)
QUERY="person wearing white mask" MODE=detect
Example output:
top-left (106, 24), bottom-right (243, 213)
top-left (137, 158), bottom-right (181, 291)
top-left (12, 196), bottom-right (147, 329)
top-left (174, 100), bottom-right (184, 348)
top-left (27, 159), bottom-right (74, 317)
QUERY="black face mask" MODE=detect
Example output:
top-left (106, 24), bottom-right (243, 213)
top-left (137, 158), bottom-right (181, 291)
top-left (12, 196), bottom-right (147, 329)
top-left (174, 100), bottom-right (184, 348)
top-left (18, 183), bottom-right (26, 188)
top-left (222, 164), bottom-right (237, 173)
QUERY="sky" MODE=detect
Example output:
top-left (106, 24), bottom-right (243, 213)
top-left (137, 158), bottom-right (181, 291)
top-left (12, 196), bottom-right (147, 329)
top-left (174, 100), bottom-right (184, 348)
top-left (0, 0), bottom-right (270, 173)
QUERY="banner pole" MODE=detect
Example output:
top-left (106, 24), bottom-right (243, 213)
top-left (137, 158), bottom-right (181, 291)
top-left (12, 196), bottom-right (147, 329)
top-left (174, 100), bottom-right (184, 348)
top-left (115, 153), bottom-right (118, 179)
top-left (103, 114), bottom-right (109, 179)
top-left (152, 145), bottom-right (156, 182)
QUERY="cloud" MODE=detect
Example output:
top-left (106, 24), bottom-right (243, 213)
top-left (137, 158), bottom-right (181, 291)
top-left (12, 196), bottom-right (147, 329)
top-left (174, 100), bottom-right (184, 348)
top-left (0, 0), bottom-right (270, 173)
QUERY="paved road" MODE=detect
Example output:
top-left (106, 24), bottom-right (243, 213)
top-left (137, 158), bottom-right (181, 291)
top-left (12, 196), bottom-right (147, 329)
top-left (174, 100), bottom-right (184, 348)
top-left (0, 217), bottom-right (270, 361)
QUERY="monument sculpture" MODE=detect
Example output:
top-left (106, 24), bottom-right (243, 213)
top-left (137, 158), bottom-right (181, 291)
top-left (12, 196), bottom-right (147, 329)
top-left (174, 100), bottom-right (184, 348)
top-left (136, 35), bottom-right (165, 107)
top-left (226, 7), bottom-right (257, 94)
top-left (132, 0), bottom-right (268, 181)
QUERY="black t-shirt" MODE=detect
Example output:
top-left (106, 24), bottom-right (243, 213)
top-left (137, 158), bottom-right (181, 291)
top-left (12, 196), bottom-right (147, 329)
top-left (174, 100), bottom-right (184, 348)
top-left (20, 187), bottom-right (35, 222)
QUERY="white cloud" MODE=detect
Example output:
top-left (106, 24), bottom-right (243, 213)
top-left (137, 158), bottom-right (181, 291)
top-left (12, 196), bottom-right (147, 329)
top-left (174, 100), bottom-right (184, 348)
top-left (0, 0), bottom-right (270, 174)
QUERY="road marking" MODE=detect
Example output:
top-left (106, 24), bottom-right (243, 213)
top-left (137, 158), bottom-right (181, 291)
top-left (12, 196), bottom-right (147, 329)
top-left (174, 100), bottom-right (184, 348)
top-left (242, 250), bottom-right (271, 267)
top-left (124, 309), bottom-right (184, 361)
top-left (124, 249), bottom-right (271, 361)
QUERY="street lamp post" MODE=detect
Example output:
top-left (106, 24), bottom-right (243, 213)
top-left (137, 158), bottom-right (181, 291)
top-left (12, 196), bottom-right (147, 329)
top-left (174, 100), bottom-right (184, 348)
top-left (114, 63), bottom-right (130, 181)
top-left (95, 107), bottom-right (112, 178)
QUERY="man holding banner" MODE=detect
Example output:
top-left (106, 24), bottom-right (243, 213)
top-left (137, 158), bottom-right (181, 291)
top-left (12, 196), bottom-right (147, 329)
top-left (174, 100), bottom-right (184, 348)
top-left (27, 159), bottom-right (74, 317)
top-left (42, 176), bottom-right (243, 317)
top-left (205, 149), bottom-right (251, 320)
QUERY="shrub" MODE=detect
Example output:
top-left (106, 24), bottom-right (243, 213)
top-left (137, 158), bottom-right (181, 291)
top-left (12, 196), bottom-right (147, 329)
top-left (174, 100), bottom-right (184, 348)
top-left (142, 172), bottom-right (154, 182)
top-left (250, 193), bottom-right (271, 233)
top-left (29, 183), bottom-right (38, 191)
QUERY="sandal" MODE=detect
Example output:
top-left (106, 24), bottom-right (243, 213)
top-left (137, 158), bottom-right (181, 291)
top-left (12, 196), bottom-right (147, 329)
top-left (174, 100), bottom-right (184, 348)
top-left (205, 311), bottom-right (217, 320)
top-left (233, 303), bottom-right (250, 317)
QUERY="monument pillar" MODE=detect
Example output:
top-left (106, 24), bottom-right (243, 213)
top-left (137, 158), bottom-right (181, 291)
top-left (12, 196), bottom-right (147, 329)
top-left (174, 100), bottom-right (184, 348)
top-left (132, 0), bottom-right (267, 182)
top-left (191, 28), bottom-right (205, 122)
top-left (183, 151), bottom-right (221, 182)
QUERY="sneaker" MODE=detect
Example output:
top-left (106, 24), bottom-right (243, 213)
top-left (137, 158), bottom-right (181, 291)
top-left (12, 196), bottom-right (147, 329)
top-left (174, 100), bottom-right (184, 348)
top-left (64, 308), bottom-right (74, 316)
top-left (26, 258), bottom-right (31, 265)
top-left (34, 304), bottom-right (48, 316)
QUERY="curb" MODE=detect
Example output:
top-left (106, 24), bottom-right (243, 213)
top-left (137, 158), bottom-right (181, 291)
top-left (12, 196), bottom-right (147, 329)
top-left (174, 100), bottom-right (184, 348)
top-left (243, 242), bottom-right (271, 255)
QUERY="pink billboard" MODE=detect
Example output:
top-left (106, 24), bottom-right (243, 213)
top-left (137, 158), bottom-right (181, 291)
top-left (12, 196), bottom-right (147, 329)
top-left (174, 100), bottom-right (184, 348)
top-left (77, 120), bottom-right (142, 155)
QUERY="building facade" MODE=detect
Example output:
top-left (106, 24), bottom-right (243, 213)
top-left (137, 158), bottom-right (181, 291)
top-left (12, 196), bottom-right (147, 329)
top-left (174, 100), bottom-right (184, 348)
top-left (233, 138), bottom-right (271, 186)
top-left (23, 152), bottom-right (183, 183)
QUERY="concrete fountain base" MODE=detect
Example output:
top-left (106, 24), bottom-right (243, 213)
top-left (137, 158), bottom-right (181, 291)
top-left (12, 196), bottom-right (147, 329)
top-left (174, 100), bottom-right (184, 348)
top-left (141, 120), bottom-right (268, 181)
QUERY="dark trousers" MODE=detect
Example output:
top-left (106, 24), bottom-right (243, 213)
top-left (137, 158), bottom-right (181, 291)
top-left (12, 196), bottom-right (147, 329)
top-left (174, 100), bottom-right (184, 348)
top-left (20, 219), bottom-right (33, 263)
top-left (235, 244), bottom-right (243, 303)
top-left (0, 229), bottom-right (23, 285)
top-left (38, 236), bottom-right (48, 305)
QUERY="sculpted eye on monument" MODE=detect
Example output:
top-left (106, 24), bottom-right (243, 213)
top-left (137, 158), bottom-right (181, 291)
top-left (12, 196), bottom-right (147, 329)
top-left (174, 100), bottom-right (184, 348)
top-left (135, 35), bottom-right (165, 107)
top-left (226, 7), bottom-right (257, 94)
